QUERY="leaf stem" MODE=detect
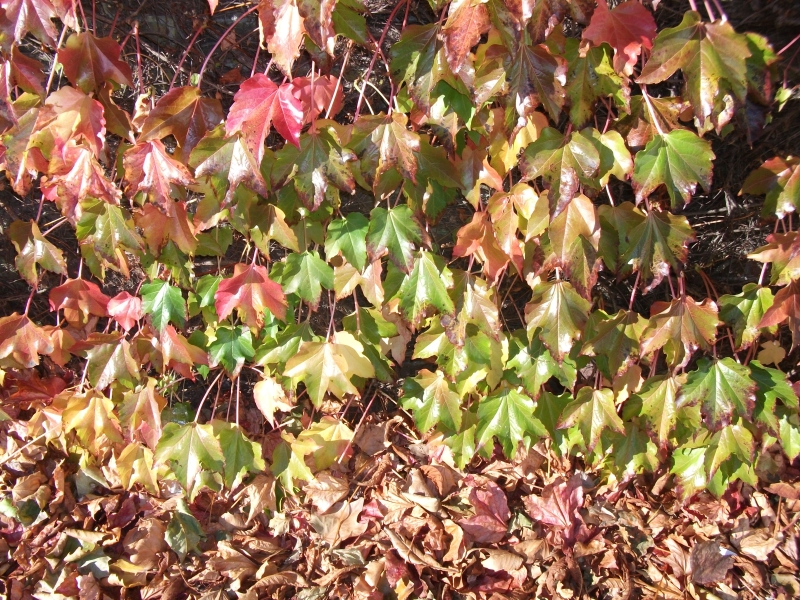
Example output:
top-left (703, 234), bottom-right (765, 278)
top-left (687, 0), bottom-right (699, 12)
top-left (703, 0), bottom-right (717, 22)
top-left (45, 26), bottom-right (69, 97)
top-left (196, 5), bottom-right (259, 89)
top-left (326, 42), bottom-right (352, 119)
top-left (711, 0), bottom-right (728, 22)
top-left (195, 370), bottom-right (224, 422)
top-left (169, 23), bottom-right (207, 90)
top-left (629, 271), bottom-right (641, 311)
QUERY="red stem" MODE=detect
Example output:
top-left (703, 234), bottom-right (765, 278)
top-left (197, 5), bottom-right (259, 88)
top-left (169, 24), bottom-right (207, 90)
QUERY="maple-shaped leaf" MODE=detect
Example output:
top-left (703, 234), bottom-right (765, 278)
top-left (525, 279), bottom-right (591, 362)
top-left (117, 442), bottom-right (159, 494)
top-left (633, 374), bottom-right (683, 448)
top-left (191, 127), bottom-right (268, 201)
top-left (476, 386), bottom-right (546, 459)
top-left (563, 38), bottom-right (629, 127)
top-left (508, 334), bottom-right (576, 400)
top-left (86, 339), bottom-right (140, 390)
top-left (290, 74), bottom-right (344, 123)
top-left (442, 0), bottom-right (490, 73)
top-left (155, 422), bottom-right (224, 494)
top-left (488, 182), bottom-right (549, 247)
top-left (640, 295), bottom-right (719, 368)
top-left (107, 292), bottom-right (143, 332)
top-left (616, 95), bottom-right (692, 148)
top-left (395, 251), bottom-right (455, 327)
top-left (523, 475), bottom-right (585, 545)
top-left (273, 122), bottom-right (356, 210)
top-left (638, 11), bottom-right (751, 129)
top-left (42, 141), bottom-right (122, 224)
top-left (158, 325), bottom-right (208, 380)
top-left (123, 140), bottom-right (195, 208)
top-left (455, 138), bottom-right (505, 209)
top-left (135, 201), bottom-right (197, 256)
top-left (1, 106), bottom-right (41, 195)
top-left (389, 23), bottom-right (446, 112)
top-left (215, 263), bottom-right (287, 328)
top-left (63, 390), bottom-right (123, 453)
top-left (750, 360), bottom-right (799, 412)
top-left (296, 0), bottom-right (337, 54)
top-left (225, 74), bottom-right (303, 163)
top-left (0, 313), bottom-right (53, 369)
top-left (606, 421), bottom-right (660, 478)
top-left (139, 87), bottom-right (224, 163)
top-left (58, 31), bottom-right (134, 93)
top-left (281, 250), bottom-right (334, 308)
top-left (504, 43), bottom-right (566, 122)
top-left (759, 280), bottom-right (800, 351)
top-left (619, 206), bottom-right (695, 291)
top-left (705, 421), bottom-right (755, 480)
top-left (257, 0), bottom-right (306, 75)
top-left (284, 332), bottom-right (375, 407)
top-left (296, 416), bottom-right (354, 471)
top-left (121, 378), bottom-right (166, 450)
top-left (209, 325), bottom-right (255, 377)
top-left (559, 387), bottom-right (624, 452)
top-left (3, 0), bottom-right (58, 46)
top-left (747, 232), bottom-right (800, 286)
top-left (366, 205), bottom-right (424, 272)
top-left (9, 219), bottom-right (66, 285)
top-left (719, 284), bottom-right (775, 350)
top-left (215, 422), bottom-right (265, 489)
top-left (326, 212), bottom-right (368, 272)
top-left (141, 280), bottom-right (185, 333)
top-left (519, 127), bottom-right (600, 216)
top-left (453, 211), bottom-right (516, 283)
top-left (541, 193), bottom-right (601, 298)
top-left (402, 368), bottom-right (462, 434)
top-left (582, 0), bottom-right (656, 75)
top-left (582, 309), bottom-right (646, 379)
top-left (31, 85), bottom-right (106, 159)
top-left (741, 156), bottom-right (800, 219)
top-left (632, 129), bottom-right (714, 208)
top-left (678, 357), bottom-right (756, 431)
top-left (253, 375), bottom-right (293, 427)
top-left (49, 278), bottom-right (110, 327)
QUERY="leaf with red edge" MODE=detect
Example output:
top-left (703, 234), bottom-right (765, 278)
top-left (523, 474), bottom-right (585, 545)
top-left (41, 141), bottom-right (121, 223)
top-left (458, 475), bottom-right (510, 544)
top-left (3, 0), bottom-right (58, 46)
top-left (442, 0), bottom-right (490, 74)
top-left (190, 127), bottom-right (268, 200)
top-left (0, 313), bottom-right (54, 369)
top-left (57, 31), bottom-right (134, 93)
top-left (297, 0), bottom-right (337, 55)
top-left (582, 0), bottom-right (656, 76)
top-left (157, 325), bottom-right (208, 380)
top-left (1, 106), bottom-right (42, 195)
top-left (49, 278), bottom-right (111, 327)
top-left (225, 74), bottom-right (303, 164)
top-left (10, 47), bottom-right (44, 95)
top-left (640, 295), bottom-right (720, 368)
top-left (121, 378), bottom-right (167, 450)
top-left (108, 291), bottom-right (143, 332)
top-left (258, 0), bottom-right (306, 75)
top-left (134, 201), bottom-right (198, 256)
top-left (504, 43), bottom-right (566, 123)
top-left (290, 74), bottom-right (344, 123)
top-left (453, 211), bottom-right (517, 282)
top-left (32, 86), bottom-right (106, 159)
top-left (123, 140), bottom-right (195, 208)
top-left (139, 87), bottom-right (224, 164)
top-left (759, 280), bottom-right (800, 351)
top-left (215, 263), bottom-right (288, 327)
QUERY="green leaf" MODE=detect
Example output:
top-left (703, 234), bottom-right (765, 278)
top-left (508, 335), bottom-right (576, 400)
top-left (558, 387), bottom-right (625, 453)
top-left (476, 386), bottom-right (546, 458)
top-left (216, 423), bottom-right (265, 489)
top-left (402, 369), bottom-right (462, 434)
top-left (719, 284), bottom-right (775, 350)
top-left (366, 205), bottom-right (423, 272)
top-left (445, 425), bottom-right (476, 470)
top-left (166, 499), bottom-right (205, 561)
top-left (670, 445), bottom-right (708, 497)
top-left (208, 325), bottom-right (255, 377)
top-left (9, 220), bottom-right (67, 285)
top-left (525, 279), bottom-right (591, 362)
top-left (640, 296), bottom-right (720, 368)
top-left (534, 391), bottom-right (574, 440)
top-left (678, 357), bottom-right (757, 431)
top-left (779, 412), bottom-right (800, 461)
top-left (85, 340), bottom-right (140, 390)
top-left (632, 129), bottom-right (714, 208)
top-left (141, 280), bottom-right (186, 333)
top-left (605, 422), bottom-right (660, 478)
top-left (326, 212), bottom-right (369, 271)
top-left (282, 251), bottom-right (334, 308)
top-left (706, 421), bottom-right (754, 478)
top-left (271, 432), bottom-right (314, 490)
top-left (389, 23), bottom-right (445, 112)
top-left (563, 39), bottom-right (628, 127)
top-left (634, 374), bottom-right (683, 447)
top-left (332, 1), bottom-right (368, 45)
top-left (749, 360), bottom-right (799, 410)
top-left (582, 309), bottom-right (646, 379)
top-left (155, 422), bottom-right (224, 494)
top-left (395, 251), bottom-right (454, 326)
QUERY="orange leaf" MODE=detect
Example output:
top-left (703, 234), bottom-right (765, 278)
top-left (215, 263), bottom-right (288, 327)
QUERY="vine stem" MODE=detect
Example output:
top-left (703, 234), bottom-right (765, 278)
top-left (688, 0), bottom-right (699, 12)
top-left (133, 21), bottom-right (143, 95)
top-left (197, 5), bottom-right (259, 89)
top-left (169, 23), bottom-right (207, 90)
top-left (45, 26), bottom-right (69, 96)
top-left (326, 41), bottom-right (352, 119)
top-left (703, 0), bottom-right (717, 22)
top-left (195, 370), bottom-right (224, 422)
top-left (354, 0), bottom-right (409, 120)
top-left (629, 271), bottom-right (641, 311)
top-left (337, 386), bottom-right (377, 464)
top-left (711, 0), bottom-right (728, 22)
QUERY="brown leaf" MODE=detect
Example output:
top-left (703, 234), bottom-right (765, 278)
top-left (443, 0), bottom-right (491, 73)
top-left (458, 475), bottom-right (510, 544)
top-left (523, 474), bottom-right (585, 545)
top-left (310, 497), bottom-right (367, 548)
top-left (690, 540), bottom-right (735, 586)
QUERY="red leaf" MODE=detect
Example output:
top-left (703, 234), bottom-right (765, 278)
top-left (0, 313), bottom-right (54, 369)
top-left (523, 474), bottom-right (585, 545)
top-left (442, 0), bottom-right (491, 73)
top-left (453, 211), bottom-right (517, 282)
top-left (158, 325), bottom-right (208, 380)
top-left (10, 47), bottom-right (43, 95)
top-left (215, 263), bottom-right (288, 327)
top-left (134, 201), bottom-right (198, 256)
top-left (108, 292), bottom-right (143, 332)
top-left (3, 0), bottom-right (58, 46)
top-left (225, 74), bottom-right (303, 164)
top-left (139, 86), bottom-right (224, 163)
top-left (57, 31), bottom-right (134, 93)
top-left (123, 140), bottom-right (195, 208)
top-left (290, 74), bottom-right (343, 124)
top-left (759, 280), bottom-right (800, 351)
top-left (34, 86), bottom-right (106, 159)
top-left (49, 279), bottom-right (110, 327)
top-left (582, 0), bottom-right (657, 75)
top-left (457, 475), bottom-right (510, 544)
top-left (257, 0), bottom-right (306, 75)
